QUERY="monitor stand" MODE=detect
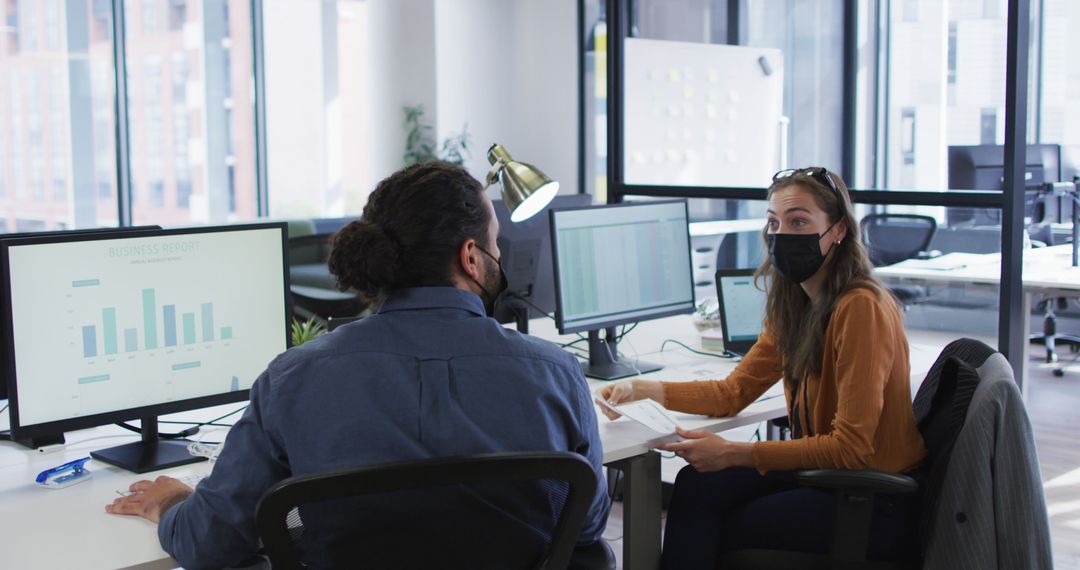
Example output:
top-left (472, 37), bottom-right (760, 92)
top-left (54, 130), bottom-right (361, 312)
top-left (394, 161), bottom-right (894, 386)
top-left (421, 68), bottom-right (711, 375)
top-left (90, 416), bottom-right (206, 474)
top-left (583, 327), bottom-right (662, 381)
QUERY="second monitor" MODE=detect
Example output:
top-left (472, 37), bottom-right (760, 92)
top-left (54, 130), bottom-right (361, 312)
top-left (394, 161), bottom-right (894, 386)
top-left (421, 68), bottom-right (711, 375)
top-left (550, 200), bottom-right (696, 380)
top-left (492, 193), bottom-right (592, 331)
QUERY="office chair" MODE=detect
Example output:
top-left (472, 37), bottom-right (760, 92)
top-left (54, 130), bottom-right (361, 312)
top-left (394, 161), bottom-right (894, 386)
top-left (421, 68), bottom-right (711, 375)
top-left (861, 214), bottom-right (937, 307)
top-left (1023, 227), bottom-right (1080, 370)
top-left (255, 452), bottom-right (612, 570)
top-left (287, 232), bottom-right (364, 321)
top-left (720, 338), bottom-right (1019, 570)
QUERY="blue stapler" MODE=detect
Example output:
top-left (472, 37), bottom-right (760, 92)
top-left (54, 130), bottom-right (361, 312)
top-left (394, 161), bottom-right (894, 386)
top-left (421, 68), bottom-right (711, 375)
top-left (36, 457), bottom-right (92, 489)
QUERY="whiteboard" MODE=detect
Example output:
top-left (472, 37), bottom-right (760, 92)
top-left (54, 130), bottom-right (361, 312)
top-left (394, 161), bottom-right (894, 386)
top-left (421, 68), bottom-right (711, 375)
top-left (624, 39), bottom-right (784, 188)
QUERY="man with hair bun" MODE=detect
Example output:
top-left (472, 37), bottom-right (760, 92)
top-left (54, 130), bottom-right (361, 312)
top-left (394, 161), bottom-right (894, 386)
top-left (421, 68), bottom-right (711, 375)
top-left (106, 162), bottom-right (611, 569)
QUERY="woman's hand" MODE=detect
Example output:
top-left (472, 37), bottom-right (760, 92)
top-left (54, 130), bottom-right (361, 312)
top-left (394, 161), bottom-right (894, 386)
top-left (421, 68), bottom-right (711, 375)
top-left (656, 427), bottom-right (755, 472)
top-left (594, 380), bottom-right (665, 421)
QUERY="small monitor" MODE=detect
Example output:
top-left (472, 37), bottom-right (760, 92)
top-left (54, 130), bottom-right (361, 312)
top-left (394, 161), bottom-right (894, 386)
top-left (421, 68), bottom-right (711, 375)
top-left (1, 223), bottom-right (291, 472)
top-left (492, 193), bottom-right (592, 330)
top-left (550, 200), bottom-right (695, 380)
top-left (715, 269), bottom-right (767, 356)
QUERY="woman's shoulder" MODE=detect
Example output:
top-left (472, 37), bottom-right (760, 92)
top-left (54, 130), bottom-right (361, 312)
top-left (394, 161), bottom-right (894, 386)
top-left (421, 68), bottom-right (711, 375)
top-left (834, 282), bottom-right (898, 315)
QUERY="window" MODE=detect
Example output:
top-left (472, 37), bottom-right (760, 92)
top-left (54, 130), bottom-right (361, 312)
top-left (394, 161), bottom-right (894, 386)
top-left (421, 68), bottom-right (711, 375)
top-left (582, 0), bottom-right (607, 201)
top-left (263, 0), bottom-right (372, 219)
top-left (0, 0), bottom-right (118, 231)
top-left (947, 21), bottom-right (958, 85)
top-left (170, 50), bottom-right (191, 208)
top-left (126, 0), bottom-right (258, 225)
top-left (979, 107), bottom-right (997, 145)
top-left (1037, 0), bottom-right (1080, 148)
top-left (602, 0), bottom-right (845, 194)
top-left (875, 0), bottom-right (1013, 191)
top-left (745, 0), bottom-right (844, 172)
top-left (901, 108), bottom-right (916, 165)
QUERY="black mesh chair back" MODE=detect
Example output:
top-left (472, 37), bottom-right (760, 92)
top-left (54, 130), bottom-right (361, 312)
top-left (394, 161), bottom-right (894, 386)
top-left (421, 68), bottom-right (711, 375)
top-left (255, 452), bottom-right (597, 570)
top-left (861, 214), bottom-right (937, 267)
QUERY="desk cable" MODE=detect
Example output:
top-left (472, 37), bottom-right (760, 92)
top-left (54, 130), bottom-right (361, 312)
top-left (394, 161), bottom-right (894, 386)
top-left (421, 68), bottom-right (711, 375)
top-left (504, 293), bottom-right (556, 322)
top-left (659, 339), bottom-right (738, 360)
top-left (114, 404), bottom-right (247, 446)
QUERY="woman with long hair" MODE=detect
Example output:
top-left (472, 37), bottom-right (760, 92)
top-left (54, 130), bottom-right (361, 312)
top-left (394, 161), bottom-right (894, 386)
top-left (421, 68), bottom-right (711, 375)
top-left (597, 168), bottom-right (926, 568)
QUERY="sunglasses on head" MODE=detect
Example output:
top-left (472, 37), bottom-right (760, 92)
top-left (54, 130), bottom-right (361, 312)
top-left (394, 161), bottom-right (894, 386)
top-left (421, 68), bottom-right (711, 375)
top-left (772, 167), bottom-right (840, 195)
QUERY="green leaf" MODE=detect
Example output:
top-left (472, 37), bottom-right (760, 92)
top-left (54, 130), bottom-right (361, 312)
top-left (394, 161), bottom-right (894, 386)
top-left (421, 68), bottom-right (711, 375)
top-left (290, 316), bottom-right (328, 346)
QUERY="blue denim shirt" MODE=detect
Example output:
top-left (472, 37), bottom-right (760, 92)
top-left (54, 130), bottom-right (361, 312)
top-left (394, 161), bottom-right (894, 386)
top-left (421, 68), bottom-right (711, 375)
top-left (158, 287), bottom-right (610, 569)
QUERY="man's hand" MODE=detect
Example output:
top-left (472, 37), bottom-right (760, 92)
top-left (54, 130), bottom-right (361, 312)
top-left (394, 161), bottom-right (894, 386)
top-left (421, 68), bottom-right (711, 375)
top-left (105, 476), bottom-right (194, 524)
top-left (656, 427), bottom-right (754, 472)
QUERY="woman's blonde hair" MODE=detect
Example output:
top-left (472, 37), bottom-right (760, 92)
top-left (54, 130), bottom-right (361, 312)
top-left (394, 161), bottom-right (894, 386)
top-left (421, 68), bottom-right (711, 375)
top-left (753, 170), bottom-right (890, 386)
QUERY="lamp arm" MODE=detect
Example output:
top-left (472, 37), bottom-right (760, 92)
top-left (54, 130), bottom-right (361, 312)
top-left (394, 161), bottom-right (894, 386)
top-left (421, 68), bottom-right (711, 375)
top-left (484, 158), bottom-right (507, 190)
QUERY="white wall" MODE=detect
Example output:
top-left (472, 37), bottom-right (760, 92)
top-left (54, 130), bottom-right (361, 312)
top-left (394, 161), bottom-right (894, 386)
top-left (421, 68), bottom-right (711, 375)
top-left (367, 0), bottom-right (578, 196)
top-left (504, 0), bottom-right (579, 195)
top-left (367, 0), bottom-right (439, 185)
top-left (432, 0), bottom-right (515, 181)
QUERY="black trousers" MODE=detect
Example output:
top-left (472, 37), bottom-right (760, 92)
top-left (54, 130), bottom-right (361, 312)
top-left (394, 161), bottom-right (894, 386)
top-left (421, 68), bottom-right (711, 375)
top-left (660, 466), bottom-right (919, 570)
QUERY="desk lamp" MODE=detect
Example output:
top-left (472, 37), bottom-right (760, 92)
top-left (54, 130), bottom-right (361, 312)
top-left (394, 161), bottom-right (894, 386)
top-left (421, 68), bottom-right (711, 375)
top-left (485, 143), bottom-right (559, 222)
top-left (484, 143), bottom-right (559, 333)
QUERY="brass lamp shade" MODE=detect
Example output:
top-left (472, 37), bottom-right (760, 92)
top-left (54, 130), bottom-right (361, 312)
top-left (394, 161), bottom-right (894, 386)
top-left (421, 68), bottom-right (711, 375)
top-left (486, 143), bottom-right (560, 222)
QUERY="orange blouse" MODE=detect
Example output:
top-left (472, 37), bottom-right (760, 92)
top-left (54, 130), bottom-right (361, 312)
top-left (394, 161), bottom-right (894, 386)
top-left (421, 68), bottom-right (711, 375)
top-left (663, 287), bottom-right (926, 474)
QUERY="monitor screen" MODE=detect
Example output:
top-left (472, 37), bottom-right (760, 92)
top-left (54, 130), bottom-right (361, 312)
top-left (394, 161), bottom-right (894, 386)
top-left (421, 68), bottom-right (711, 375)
top-left (715, 269), bottom-right (766, 352)
top-left (550, 200), bottom-right (695, 334)
top-left (0, 226), bottom-right (162, 401)
top-left (2, 224), bottom-right (290, 437)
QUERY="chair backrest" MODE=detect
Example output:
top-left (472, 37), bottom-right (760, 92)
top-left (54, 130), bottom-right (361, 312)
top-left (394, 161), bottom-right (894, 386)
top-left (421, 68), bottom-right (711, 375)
top-left (861, 213), bottom-right (937, 266)
top-left (910, 338), bottom-right (995, 550)
top-left (288, 233), bottom-right (335, 266)
top-left (255, 452), bottom-right (597, 570)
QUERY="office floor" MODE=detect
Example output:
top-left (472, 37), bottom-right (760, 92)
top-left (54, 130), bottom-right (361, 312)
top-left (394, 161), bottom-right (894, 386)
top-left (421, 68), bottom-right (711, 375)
top-left (600, 345), bottom-right (1080, 569)
top-left (1029, 350), bottom-right (1080, 569)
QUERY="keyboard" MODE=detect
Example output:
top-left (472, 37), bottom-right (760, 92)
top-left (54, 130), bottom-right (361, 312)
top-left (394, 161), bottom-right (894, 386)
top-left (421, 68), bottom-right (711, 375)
top-left (115, 471), bottom-right (206, 497)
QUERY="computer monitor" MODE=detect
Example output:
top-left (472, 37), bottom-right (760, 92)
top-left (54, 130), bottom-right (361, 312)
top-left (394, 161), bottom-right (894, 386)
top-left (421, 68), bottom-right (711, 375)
top-left (492, 193), bottom-right (593, 332)
top-left (947, 144), bottom-right (1061, 226)
top-left (0, 223), bottom-right (291, 473)
top-left (0, 226), bottom-right (161, 401)
top-left (715, 269), bottom-right (767, 356)
top-left (550, 200), bottom-right (696, 380)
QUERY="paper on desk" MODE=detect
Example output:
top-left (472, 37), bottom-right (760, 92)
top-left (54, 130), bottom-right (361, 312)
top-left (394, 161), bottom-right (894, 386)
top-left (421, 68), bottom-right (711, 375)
top-left (890, 252), bottom-right (990, 271)
top-left (599, 398), bottom-right (680, 434)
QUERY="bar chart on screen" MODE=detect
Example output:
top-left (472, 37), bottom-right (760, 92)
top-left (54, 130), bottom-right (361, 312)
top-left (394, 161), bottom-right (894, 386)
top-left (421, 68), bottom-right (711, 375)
top-left (8, 230), bottom-right (285, 425)
top-left (76, 287), bottom-right (235, 359)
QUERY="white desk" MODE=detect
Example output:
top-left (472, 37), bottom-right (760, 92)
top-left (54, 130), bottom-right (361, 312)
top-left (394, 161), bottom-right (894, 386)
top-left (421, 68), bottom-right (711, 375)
top-left (0, 409), bottom-right (228, 570)
top-left (876, 243), bottom-right (1080, 391)
top-left (0, 314), bottom-right (940, 570)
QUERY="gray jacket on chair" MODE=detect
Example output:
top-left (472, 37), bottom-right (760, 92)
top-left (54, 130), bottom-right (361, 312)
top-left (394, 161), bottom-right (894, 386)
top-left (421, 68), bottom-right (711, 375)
top-left (923, 353), bottom-right (1052, 569)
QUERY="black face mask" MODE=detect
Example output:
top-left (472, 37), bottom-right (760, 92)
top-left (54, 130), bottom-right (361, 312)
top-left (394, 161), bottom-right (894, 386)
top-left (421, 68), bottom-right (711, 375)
top-left (472, 245), bottom-right (508, 317)
top-left (766, 222), bottom-right (839, 284)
